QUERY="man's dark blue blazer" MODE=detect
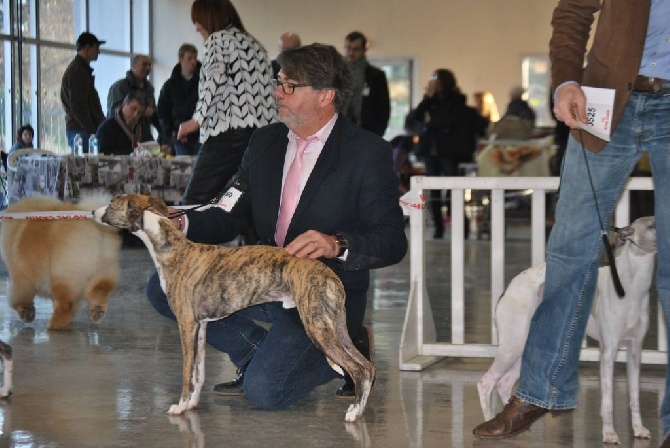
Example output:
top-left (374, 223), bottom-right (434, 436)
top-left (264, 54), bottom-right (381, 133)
top-left (186, 115), bottom-right (407, 332)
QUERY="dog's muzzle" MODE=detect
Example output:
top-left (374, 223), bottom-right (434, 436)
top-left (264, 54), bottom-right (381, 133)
top-left (92, 206), bottom-right (108, 224)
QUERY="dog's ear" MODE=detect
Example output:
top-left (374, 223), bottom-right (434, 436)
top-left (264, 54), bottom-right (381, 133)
top-left (127, 206), bottom-right (144, 232)
top-left (148, 197), bottom-right (170, 216)
top-left (616, 225), bottom-right (634, 247)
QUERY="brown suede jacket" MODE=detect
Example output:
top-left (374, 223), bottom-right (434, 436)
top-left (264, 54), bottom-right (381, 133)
top-left (550, 0), bottom-right (650, 152)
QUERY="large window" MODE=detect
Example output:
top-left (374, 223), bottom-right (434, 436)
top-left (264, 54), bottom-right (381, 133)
top-left (370, 58), bottom-right (414, 141)
top-left (1, 0), bottom-right (152, 154)
top-left (522, 54), bottom-right (553, 128)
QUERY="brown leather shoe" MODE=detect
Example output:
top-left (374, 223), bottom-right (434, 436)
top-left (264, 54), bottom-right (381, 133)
top-left (661, 433), bottom-right (670, 448)
top-left (473, 397), bottom-right (551, 439)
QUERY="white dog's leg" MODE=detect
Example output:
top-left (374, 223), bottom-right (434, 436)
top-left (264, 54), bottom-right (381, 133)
top-left (626, 338), bottom-right (651, 439)
top-left (600, 342), bottom-right (619, 444)
top-left (496, 358), bottom-right (521, 406)
top-left (477, 356), bottom-right (521, 420)
top-left (478, 266), bottom-right (544, 420)
top-left (476, 372), bottom-right (498, 421)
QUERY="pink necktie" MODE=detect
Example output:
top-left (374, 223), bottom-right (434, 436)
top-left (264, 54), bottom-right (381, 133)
top-left (276, 137), bottom-right (312, 246)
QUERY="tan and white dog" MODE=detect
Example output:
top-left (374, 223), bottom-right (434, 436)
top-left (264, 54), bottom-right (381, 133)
top-left (0, 195), bottom-right (121, 399)
top-left (0, 195), bottom-right (121, 330)
top-left (477, 216), bottom-right (656, 444)
top-left (93, 194), bottom-right (374, 422)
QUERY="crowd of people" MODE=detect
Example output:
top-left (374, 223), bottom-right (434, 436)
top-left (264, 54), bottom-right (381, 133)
top-left (17, 0), bottom-right (670, 445)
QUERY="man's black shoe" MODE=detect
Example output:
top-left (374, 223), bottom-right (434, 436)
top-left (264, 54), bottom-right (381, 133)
top-left (213, 361), bottom-right (249, 396)
top-left (335, 324), bottom-right (375, 399)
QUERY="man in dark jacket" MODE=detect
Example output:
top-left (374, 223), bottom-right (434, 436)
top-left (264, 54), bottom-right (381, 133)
top-left (60, 32), bottom-right (106, 153)
top-left (343, 31), bottom-right (390, 137)
top-left (107, 54), bottom-right (159, 142)
top-left (96, 91), bottom-right (146, 156)
top-left (145, 43), bottom-right (407, 409)
top-left (157, 44), bottom-right (202, 156)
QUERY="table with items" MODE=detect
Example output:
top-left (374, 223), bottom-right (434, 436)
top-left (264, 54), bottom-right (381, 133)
top-left (8, 155), bottom-right (197, 204)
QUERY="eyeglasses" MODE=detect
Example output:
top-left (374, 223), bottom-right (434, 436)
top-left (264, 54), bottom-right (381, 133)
top-left (272, 78), bottom-right (310, 95)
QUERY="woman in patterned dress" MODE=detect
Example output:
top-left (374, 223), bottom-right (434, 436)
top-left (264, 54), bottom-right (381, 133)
top-left (177, 0), bottom-right (277, 205)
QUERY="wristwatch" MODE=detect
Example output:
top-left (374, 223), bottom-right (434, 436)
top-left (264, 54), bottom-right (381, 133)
top-left (334, 233), bottom-right (348, 257)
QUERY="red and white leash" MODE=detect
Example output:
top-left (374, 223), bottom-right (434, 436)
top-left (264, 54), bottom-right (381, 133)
top-left (0, 205), bottom-right (192, 220)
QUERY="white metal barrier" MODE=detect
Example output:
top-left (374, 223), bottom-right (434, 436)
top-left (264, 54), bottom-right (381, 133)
top-left (399, 175), bottom-right (662, 371)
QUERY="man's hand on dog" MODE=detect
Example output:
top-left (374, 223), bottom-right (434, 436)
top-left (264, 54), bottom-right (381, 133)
top-left (286, 230), bottom-right (340, 259)
top-left (162, 211), bottom-right (338, 257)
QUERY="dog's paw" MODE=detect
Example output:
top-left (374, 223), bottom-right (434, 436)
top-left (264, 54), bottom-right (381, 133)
top-left (89, 306), bottom-right (106, 323)
top-left (16, 305), bottom-right (35, 323)
top-left (345, 403), bottom-right (362, 422)
top-left (602, 430), bottom-right (619, 444)
top-left (168, 402), bottom-right (188, 415)
top-left (0, 387), bottom-right (12, 398)
top-left (633, 424), bottom-right (651, 439)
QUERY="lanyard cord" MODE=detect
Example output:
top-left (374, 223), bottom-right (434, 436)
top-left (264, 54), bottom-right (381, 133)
top-left (167, 201), bottom-right (212, 219)
top-left (578, 130), bottom-right (626, 297)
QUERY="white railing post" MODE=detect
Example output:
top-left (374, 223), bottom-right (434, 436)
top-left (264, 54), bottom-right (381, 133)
top-left (399, 176), bottom-right (660, 371)
top-left (399, 176), bottom-right (439, 370)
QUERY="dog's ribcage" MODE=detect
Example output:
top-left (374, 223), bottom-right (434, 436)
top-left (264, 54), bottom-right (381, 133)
top-left (146, 220), bottom-right (345, 330)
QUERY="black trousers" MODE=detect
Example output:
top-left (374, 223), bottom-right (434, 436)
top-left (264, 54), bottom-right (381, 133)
top-left (181, 127), bottom-right (255, 205)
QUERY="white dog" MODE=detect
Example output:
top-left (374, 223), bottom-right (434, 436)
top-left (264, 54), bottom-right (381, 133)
top-left (477, 216), bottom-right (656, 444)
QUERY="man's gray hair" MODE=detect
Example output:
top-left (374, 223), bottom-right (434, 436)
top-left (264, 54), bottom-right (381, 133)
top-left (277, 43), bottom-right (353, 113)
top-left (123, 90), bottom-right (147, 107)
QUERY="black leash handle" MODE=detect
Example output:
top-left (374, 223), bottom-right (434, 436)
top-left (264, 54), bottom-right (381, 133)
top-left (602, 232), bottom-right (626, 297)
top-left (578, 130), bottom-right (626, 298)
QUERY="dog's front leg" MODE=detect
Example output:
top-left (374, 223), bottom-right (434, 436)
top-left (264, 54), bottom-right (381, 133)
top-left (626, 337), bottom-right (651, 439)
top-left (599, 342), bottom-right (619, 444)
top-left (168, 320), bottom-right (199, 415)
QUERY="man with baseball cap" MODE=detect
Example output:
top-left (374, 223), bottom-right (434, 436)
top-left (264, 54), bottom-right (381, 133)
top-left (60, 32), bottom-right (106, 153)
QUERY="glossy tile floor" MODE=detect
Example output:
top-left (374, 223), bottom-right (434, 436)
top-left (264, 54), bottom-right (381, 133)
top-left (0, 222), bottom-right (665, 447)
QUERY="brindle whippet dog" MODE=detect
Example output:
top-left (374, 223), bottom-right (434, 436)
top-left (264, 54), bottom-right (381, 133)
top-left (93, 194), bottom-right (374, 422)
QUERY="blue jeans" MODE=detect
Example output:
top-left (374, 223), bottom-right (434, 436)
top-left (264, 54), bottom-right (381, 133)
top-left (515, 91), bottom-right (670, 432)
top-left (145, 272), bottom-right (340, 409)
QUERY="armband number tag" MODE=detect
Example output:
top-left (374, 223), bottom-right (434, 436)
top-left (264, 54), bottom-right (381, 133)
top-left (217, 186), bottom-right (243, 212)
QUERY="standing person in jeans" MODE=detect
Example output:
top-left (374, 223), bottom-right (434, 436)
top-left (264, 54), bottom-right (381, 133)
top-left (157, 43), bottom-right (202, 156)
top-left (145, 43), bottom-right (407, 409)
top-left (60, 32), bottom-right (106, 153)
top-left (473, 1), bottom-right (670, 444)
top-left (177, 0), bottom-right (276, 205)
